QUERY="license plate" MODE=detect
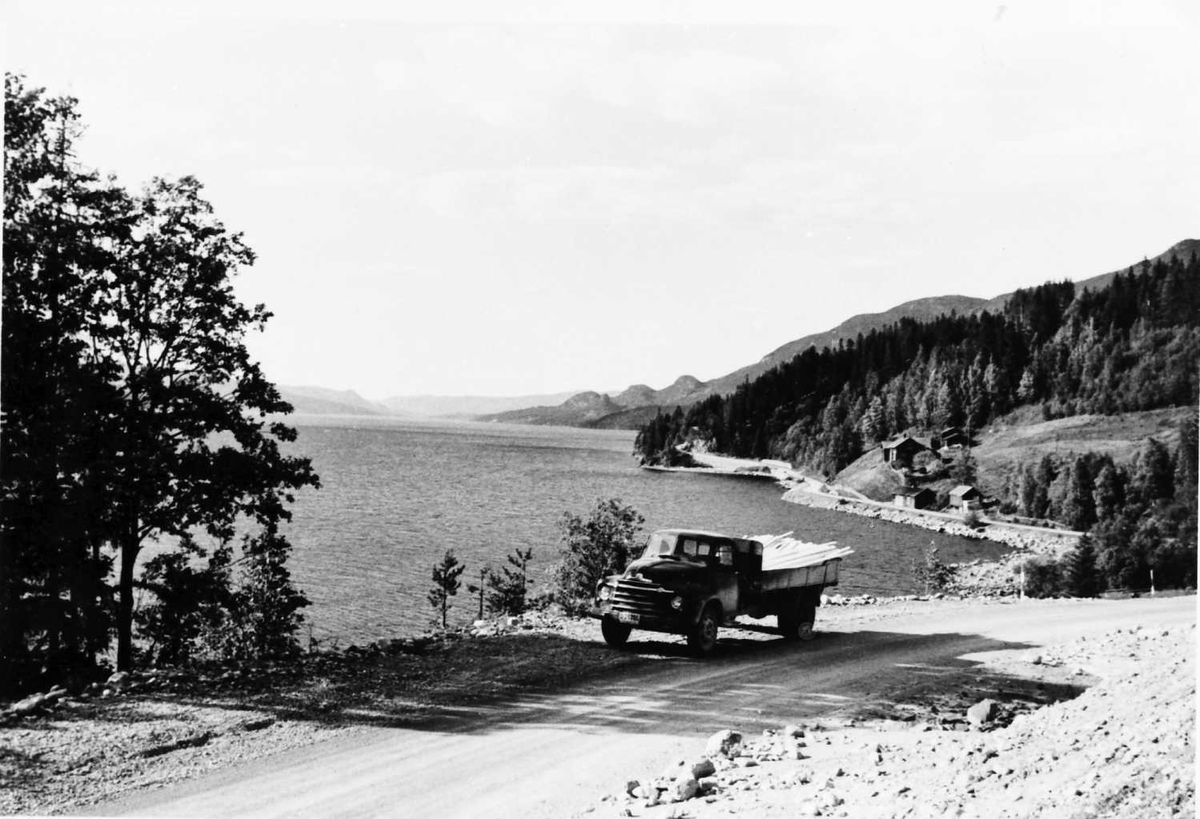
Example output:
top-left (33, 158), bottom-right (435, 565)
top-left (617, 612), bottom-right (639, 624)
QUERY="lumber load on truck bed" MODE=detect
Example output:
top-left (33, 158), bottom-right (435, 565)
top-left (754, 533), bottom-right (855, 571)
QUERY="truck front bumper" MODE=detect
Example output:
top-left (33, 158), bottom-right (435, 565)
top-left (588, 604), bottom-right (698, 634)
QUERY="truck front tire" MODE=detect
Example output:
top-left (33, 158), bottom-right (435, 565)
top-left (601, 617), bottom-right (632, 647)
top-left (688, 604), bottom-right (721, 655)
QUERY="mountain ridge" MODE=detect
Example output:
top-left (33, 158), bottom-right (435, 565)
top-left (286, 239), bottom-right (1197, 423)
top-left (479, 238), bottom-right (1199, 428)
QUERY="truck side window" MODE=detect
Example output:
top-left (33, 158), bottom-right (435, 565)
top-left (697, 543), bottom-right (711, 557)
top-left (682, 539), bottom-right (698, 557)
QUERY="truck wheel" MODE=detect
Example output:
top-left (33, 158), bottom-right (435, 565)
top-left (601, 617), bottom-right (632, 647)
top-left (778, 599), bottom-right (817, 641)
top-left (688, 604), bottom-right (721, 655)
top-left (797, 603), bottom-right (817, 642)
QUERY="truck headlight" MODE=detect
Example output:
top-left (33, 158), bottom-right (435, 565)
top-left (599, 585), bottom-right (613, 601)
top-left (670, 595), bottom-right (683, 610)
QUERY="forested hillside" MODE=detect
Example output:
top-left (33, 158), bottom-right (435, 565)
top-left (634, 249), bottom-right (1199, 591)
top-left (637, 251), bottom-right (1198, 472)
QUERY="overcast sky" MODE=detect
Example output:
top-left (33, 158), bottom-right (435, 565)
top-left (6, 2), bottom-right (1198, 399)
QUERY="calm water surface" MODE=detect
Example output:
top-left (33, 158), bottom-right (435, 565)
top-left (283, 415), bottom-right (1007, 644)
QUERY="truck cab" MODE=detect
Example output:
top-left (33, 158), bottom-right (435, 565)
top-left (591, 529), bottom-right (763, 653)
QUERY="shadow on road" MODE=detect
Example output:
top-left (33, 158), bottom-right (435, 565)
top-left (94, 625), bottom-right (1087, 740)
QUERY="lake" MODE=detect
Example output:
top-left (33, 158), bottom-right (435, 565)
top-left (281, 415), bottom-right (1008, 645)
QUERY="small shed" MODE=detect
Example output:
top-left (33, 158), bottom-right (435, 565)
top-left (949, 484), bottom-right (982, 511)
top-left (940, 426), bottom-right (968, 448)
top-left (881, 436), bottom-right (927, 468)
top-left (894, 487), bottom-right (936, 510)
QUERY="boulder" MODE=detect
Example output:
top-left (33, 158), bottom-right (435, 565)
top-left (691, 758), bottom-right (716, 779)
top-left (8, 693), bottom-right (46, 717)
top-left (666, 775), bottom-right (699, 803)
top-left (705, 729), bottom-right (743, 759)
top-left (966, 699), bottom-right (999, 727)
top-left (106, 671), bottom-right (132, 691)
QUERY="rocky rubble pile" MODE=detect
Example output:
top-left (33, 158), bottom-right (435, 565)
top-left (599, 726), bottom-right (818, 812)
top-left (589, 624), bottom-right (1195, 819)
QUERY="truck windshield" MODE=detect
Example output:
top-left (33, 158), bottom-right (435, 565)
top-left (642, 532), bottom-right (678, 559)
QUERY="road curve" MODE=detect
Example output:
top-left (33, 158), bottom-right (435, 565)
top-left (95, 596), bottom-right (1194, 818)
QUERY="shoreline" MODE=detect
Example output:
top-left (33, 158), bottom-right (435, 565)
top-left (677, 451), bottom-right (1083, 597)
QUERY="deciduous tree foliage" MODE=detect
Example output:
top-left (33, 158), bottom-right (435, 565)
top-left (2, 75), bottom-right (318, 691)
top-left (555, 498), bottom-right (644, 612)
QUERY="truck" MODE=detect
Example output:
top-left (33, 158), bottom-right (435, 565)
top-left (590, 528), bottom-right (851, 655)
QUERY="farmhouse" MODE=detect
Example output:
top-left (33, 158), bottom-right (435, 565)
top-left (894, 487), bottom-right (936, 510)
top-left (881, 436), bottom-right (927, 468)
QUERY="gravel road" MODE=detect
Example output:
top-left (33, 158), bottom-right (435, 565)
top-left (89, 595), bottom-right (1194, 818)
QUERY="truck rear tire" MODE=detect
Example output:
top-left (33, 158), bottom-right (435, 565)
top-left (796, 602), bottom-right (816, 641)
top-left (688, 604), bottom-right (721, 655)
top-left (778, 598), bottom-right (817, 642)
top-left (601, 617), bottom-right (632, 647)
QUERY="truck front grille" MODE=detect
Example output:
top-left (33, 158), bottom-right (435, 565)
top-left (610, 577), bottom-right (672, 615)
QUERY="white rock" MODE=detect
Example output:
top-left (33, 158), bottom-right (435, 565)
top-left (667, 776), bottom-right (699, 803)
top-left (706, 729), bottom-right (743, 759)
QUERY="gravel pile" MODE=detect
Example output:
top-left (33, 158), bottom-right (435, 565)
top-left (586, 624), bottom-right (1196, 818)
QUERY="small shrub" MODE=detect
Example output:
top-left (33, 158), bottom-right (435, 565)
top-left (913, 545), bottom-right (956, 594)
top-left (1017, 555), bottom-right (1065, 598)
top-left (962, 509), bottom-right (983, 528)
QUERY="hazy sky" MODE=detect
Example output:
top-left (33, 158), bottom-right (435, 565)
top-left (6, 2), bottom-right (1198, 399)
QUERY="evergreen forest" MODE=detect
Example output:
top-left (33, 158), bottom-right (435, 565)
top-left (634, 254), bottom-right (1200, 592)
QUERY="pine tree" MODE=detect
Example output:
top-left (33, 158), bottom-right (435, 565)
top-left (428, 550), bottom-right (465, 629)
top-left (1032, 455), bottom-right (1056, 519)
top-left (1092, 462), bottom-right (1126, 522)
top-left (861, 395), bottom-right (886, 443)
top-left (1135, 438), bottom-right (1174, 503)
top-left (1061, 456), bottom-right (1097, 531)
top-left (1063, 535), bottom-right (1101, 597)
top-left (486, 547), bottom-right (534, 615)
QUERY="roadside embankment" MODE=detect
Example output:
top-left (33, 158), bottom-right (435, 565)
top-left (3, 598), bottom-right (1194, 817)
top-left (680, 450), bottom-right (1081, 598)
top-left (780, 481), bottom-right (1079, 557)
top-left (685, 450), bottom-right (1079, 559)
top-left (586, 618), bottom-right (1196, 819)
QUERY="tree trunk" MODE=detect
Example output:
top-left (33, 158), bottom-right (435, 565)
top-left (0, 530), bottom-right (19, 695)
top-left (116, 527), bottom-right (139, 672)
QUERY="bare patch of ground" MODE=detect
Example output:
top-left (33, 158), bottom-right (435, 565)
top-left (584, 619), bottom-right (1196, 819)
top-left (0, 613), bottom-right (642, 815)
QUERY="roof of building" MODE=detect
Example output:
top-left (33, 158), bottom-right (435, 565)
top-left (882, 436), bottom-right (926, 450)
top-left (949, 485), bottom-right (980, 499)
top-left (895, 487), bottom-right (935, 497)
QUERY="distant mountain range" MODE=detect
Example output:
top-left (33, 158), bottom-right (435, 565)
top-left (280, 386), bottom-right (589, 420)
top-left (283, 239), bottom-right (1197, 426)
